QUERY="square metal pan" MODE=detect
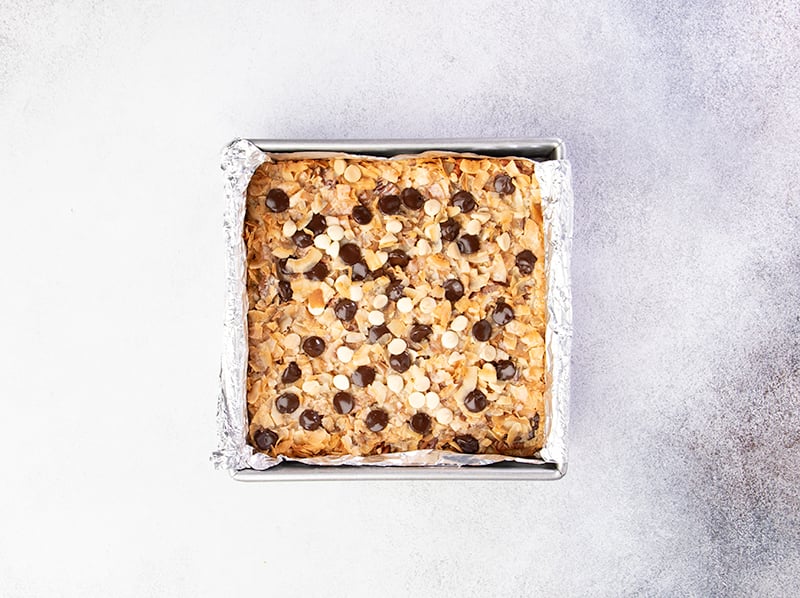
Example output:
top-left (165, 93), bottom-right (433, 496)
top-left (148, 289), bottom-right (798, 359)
top-left (234, 138), bottom-right (567, 482)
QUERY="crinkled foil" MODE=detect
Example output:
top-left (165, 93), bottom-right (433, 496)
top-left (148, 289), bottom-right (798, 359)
top-left (212, 139), bottom-right (573, 474)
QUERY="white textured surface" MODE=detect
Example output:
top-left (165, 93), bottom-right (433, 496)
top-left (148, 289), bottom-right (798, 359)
top-left (2, 1), bottom-right (799, 596)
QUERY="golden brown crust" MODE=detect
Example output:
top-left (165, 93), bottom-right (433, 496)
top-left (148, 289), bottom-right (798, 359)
top-left (244, 155), bottom-right (546, 458)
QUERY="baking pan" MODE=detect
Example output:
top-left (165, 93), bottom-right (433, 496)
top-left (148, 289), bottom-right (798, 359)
top-left (227, 138), bottom-right (570, 481)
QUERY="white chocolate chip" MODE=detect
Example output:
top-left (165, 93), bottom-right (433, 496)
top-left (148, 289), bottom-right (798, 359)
top-left (424, 199), bottom-right (441, 216)
top-left (413, 375), bottom-right (431, 392)
top-left (425, 392), bottom-right (440, 409)
top-left (337, 346), bottom-right (354, 363)
top-left (450, 315), bottom-right (469, 332)
top-left (349, 285), bottom-right (363, 302)
top-left (283, 333), bottom-right (301, 351)
top-left (313, 234), bottom-right (331, 250)
top-left (368, 310), bottom-right (385, 326)
top-left (325, 240), bottom-right (340, 258)
top-left (333, 159), bottom-right (347, 176)
top-left (408, 392), bottom-right (426, 409)
top-left (479, 344), bottom-right (497, 361)
top-left (496, 232), bottom-right (511, 251)
top-left (344, 164), bottom-right (362, 183)
top-left (416, 238), bottom-right (431, 255)
top-left (419, 297), bottom-right (437, 314)
top-left (386, 374), bottom-right (404, 393)
top-left (441, 331), bottom-right (459, 349)
top-left (372, 294), bottom-right (389, 309)
top-left (397, 297), bottom-right (413, 313)
top-left (435, 407), bottom-right (454, 424)
top-left (282, 220), bottom-right (297, 238)
top-left (326, 224), bottom-right (345, 241)
top-left (388, 338), bottom-right (407, 355)
top-left (333, 374), bottom-right (350, 391)
top-left (386, 219), bottom-right (403, 234)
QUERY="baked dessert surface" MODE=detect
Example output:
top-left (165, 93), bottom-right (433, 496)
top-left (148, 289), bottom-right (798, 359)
top-left (244, 155), bottom-right (546, 458)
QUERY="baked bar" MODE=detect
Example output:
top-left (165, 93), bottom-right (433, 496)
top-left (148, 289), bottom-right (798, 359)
top-left (244, 154), bottom-right (546, 458)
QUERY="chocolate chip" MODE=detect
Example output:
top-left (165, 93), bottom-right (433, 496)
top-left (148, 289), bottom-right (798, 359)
top-left (386, 282), bottom-right (405, 302)
top-left (401, 187), bottom-right (424, 210)
top-left (494, 359), bottom-right (517, 381)
top-left (454, 434), bottom-right (479, 453)
top-left (281, 362), bottom-right (301, 384)
top-left (277, 257), bottom-right (291, 276)
top-left (492, 302), bottom-right (515, 326)
top-left (443, 279), bottom-right (465, 302)
top-left (365, 409), bottom-right (389, 432)
top-left (367, 324), bottom-right (391, 344)
top-left (451, 190), bottom-right (476, 213)
top-left (334, 298), bottom-right (357, 321)
top-left (305, 261), bottom-right (329, 281)
top-left (299, 409), bottom-right (322, 430)
top-left (351, 365), bottom-right (375, 387)
top-left (409, 324), bottom-right (433, 343)
top-left (265, 189), bottom-right (289, 212)
top-left (378, 194), bottom-right (401, 215)
top-left (253, 429), bottom-right (278, 450)
top-left (410, 412), bottom-right (431, 434)
top-left (277, 280), bottom-right (293, 303)
top-left (333, 391), bottom-right (355, 414)
top-left (456, 234), bottom-right (480, 254)
top-left (440, 218), bottom-right (461, 242)
top-left (306, 213), bottom-right (327, 236)
top-left (515, 249), bottom-right (537, 275)
top-left (275, 392), bottom-right (299, 414)
top-left (339, 243), bottom-right (362, 265)
top-left (532, 412), bottom-right (540, 432)
top-left (369, 266), bottom-right (393, 282)
top-left (494, 174), bottom-right (515, 195)
top-left (352, 205), bottom-right (373, 225)
top-left (387, 249), bottom-right (410, 268)
top-left (472, 319), bottom-right (492, 341)
top-left (292, 230), bottom-right (313, 248)
top-left (351, 260), bottom-right (369, 281)
top-left (464, 389), bottom-right (487, 412)
top-left (302, 336), bottom-right (326, 357)
top-left (389, 351), bottom-right (411, 373)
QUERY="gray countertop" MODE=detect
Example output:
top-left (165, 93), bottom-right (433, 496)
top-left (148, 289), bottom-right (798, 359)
top-left (1, 1), bottom-right (798, 596)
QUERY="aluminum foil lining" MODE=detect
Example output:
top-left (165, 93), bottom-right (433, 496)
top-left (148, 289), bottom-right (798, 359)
top-left (212, 138), bottom-right (573, 472)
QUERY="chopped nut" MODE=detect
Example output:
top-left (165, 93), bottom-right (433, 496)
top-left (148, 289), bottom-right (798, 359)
top-left (496, 232), bottom-right (511, 251)
top-left (465, 219), bottom-right (481, 235)
top-left (416, 239), bottom-right (431, 255)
